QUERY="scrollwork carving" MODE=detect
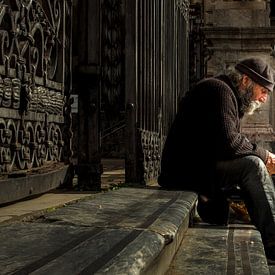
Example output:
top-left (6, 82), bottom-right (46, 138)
top-left (0, 116), bottom-right (64, 173)
top-left (0, 1), bottom-right (70, 175)
top-left (0, 0), bottom-right (62, 84)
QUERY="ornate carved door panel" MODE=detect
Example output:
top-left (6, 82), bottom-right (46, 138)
top-left (0, 0), bottom-right (72, 204)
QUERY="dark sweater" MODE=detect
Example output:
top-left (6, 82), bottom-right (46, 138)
top-left (158, 75), bottom-right (268, 191)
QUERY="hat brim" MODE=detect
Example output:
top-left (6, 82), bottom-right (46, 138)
top-left (235, 63), bottom-right (274, 92)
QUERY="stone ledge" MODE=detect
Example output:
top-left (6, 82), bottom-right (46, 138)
top-left (0, 164), bottom-right (70, 205)
top-left (0, 188), bottom-right (197, 274)
top-left (167, 224), bottom-right (270, 275)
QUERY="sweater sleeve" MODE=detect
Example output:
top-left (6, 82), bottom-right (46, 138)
top-left (213, 82), bottom-right (268, 162)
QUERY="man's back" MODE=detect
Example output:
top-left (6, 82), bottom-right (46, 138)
top-left (158, 76), bottom-right (250, 190)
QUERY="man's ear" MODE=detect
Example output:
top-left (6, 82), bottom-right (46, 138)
top-left (240, 74), bottom-right (250, 87)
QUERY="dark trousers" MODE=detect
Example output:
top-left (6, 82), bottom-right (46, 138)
top-left (215, 156), bottom-right (275, 248)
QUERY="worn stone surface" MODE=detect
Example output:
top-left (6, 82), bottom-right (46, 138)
top-left (0, 188), bottom-right (197, 274)
top-left (95, 230), bottom-right (164, 275)
top-left (0, 223), bottom-right (98, 274)
top-left (148, 192), bottom-right (196, 243)
top-left (0, 188), bottom-right (271, 274)
top-left (25, 229), bottom-right (163, 275)
top-left (41, 188), bottom-right (197, 237)
top-left (0, 191), bottom-right (95, 223)
top-left (167, 224), bottom-right (270, 275)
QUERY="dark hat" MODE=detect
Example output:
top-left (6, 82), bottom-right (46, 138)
top-left (235, 57), bottom-right (275, 92)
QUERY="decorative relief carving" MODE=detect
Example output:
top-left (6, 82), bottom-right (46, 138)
top-left (0, 117), bottom-right (63, 173)
top-left (0, 0), bottom-right (69, 175)
top-left (177, 0), bottom-right (190, 21)
top-left (138, 129), bottom-right (161, 183)
top-left (0, 0), bottom-right (62, 83)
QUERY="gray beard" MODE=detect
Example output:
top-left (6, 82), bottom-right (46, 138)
top-left (246, 100), bottom-right (262, 115)
top-left (238, 83), bottom-right (255, 115)
top-left (226, 73), bottom-right (262, 116)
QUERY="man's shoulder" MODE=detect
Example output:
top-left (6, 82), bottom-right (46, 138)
top-left (197, 76), bottom-right (232, 88)
top-left (194, 75), bottom-right (234, 96)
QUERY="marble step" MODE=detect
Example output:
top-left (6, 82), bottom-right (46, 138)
top-left (167, 223), bottom-right (270, 275)
top-left (0, 188), bottom-right (197, 274)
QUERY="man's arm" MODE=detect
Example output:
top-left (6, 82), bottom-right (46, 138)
top-left (215, 86), bottom-right (268, 162)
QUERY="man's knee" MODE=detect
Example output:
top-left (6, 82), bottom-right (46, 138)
top-left (241, 156), bottom-right (266, 173)
top-left (238, 156), bottom-right (272, 190)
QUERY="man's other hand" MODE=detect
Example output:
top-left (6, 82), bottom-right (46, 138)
top-left (266, 152), bottom-right (275, 174)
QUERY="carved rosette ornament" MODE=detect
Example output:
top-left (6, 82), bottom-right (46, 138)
top-left (0, 0), bottom-right (70, 174)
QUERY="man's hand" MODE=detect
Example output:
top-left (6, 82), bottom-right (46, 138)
top-left (266, 152), bottom-right (275, 174)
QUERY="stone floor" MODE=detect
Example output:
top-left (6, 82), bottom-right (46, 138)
top-left (0, 158), bottom-right (125, 224)
top-left (0, 188), bottom-right (197, 274)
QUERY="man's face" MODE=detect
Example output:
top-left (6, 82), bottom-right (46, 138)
top-left (239, 76), bottom-right (269, 115)
top-left (251, 82), bottom-right (269, 103)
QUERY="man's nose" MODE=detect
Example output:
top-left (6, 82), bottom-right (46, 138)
top-left (259, 95), bottom-right (267, 103)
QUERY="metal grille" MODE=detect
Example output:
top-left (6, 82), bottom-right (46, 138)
top-left (125, 0), bottom-right (190, 184)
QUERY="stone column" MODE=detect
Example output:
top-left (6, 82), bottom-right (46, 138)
top-left (75, 0), bottom-right (102, 190)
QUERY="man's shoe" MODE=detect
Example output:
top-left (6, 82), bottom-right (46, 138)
top-left (197, 195), bottom-right (229, 226)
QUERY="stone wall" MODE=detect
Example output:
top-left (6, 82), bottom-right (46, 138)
top-left (204, 0), bottom-right (270, 27)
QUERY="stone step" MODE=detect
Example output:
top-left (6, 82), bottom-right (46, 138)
top-left (166, 223), bottom-right (270, 275)
top-left (0, 187), bottom-right (197, 274)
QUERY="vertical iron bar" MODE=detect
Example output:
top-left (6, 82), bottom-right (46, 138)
top-left (125, 0), bottom-right (138, 183)
top-left (145, 0), bottom-right (151, 133)
top-left (138, 0), bottom-right (143, 129)
top-left (143, 0), bottom-right (147, 130)
top-left (152, 0), bottom-right (156, 133)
